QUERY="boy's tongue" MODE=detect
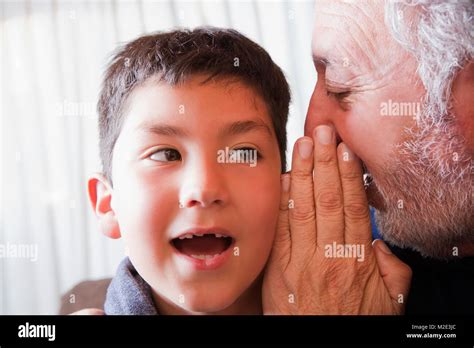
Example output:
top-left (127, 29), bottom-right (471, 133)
top-left (175, 235), bottom-right (229, 255)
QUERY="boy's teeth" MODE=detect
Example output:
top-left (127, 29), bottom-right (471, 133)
top-left (190, 254), bottom-right (219, 260)
top-left (177, 233), bottom-right (228, 240)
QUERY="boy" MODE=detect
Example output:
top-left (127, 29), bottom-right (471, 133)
top-left (88, 27), bottom-right (290, 314)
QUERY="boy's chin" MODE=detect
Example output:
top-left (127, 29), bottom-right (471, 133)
top-left (176, 289), bottom-right (239, 314)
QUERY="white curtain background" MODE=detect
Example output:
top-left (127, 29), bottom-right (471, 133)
top-left (0, 0), bottom-right (316, 314)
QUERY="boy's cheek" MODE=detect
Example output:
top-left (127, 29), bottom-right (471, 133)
top-left (239, 175), bottom-right (280, 250)
top-left (250, 171), bottom-right (281, 217)
top-left (113, 182), bottom-right (177, 249)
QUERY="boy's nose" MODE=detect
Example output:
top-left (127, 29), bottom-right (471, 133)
top-left (178, 159), bottom-right (228, 208)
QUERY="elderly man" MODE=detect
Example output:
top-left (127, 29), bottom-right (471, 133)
top-left (76, 0), bottom-right (472, 316)
top-left (262, 0), bottom-right (473, 315)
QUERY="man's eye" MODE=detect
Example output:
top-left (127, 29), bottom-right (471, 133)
top-left (149, 148), bottom-right (181, 162)
top-left (326, 90), bottom-right (351, 101)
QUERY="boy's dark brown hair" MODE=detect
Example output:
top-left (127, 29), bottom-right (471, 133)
top-left (98, 27), bottom-right (290, 182)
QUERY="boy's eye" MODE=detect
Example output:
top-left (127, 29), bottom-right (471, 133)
top-left (149, 148), bottom-right (182, 162)
top-left (234, 147), bottom-right (262, 159)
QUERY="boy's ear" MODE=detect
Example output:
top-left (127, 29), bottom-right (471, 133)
top-left (87, 173), bottom-right (121, 239)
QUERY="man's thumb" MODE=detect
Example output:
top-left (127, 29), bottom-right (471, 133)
top-left (372, 239), bottom-right (412, 310)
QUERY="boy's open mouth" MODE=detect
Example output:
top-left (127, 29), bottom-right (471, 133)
top-left (171, 233), bottom-right (234, 260)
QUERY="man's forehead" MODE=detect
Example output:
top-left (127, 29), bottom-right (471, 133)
top-left (313, 0), bottom-right (384, 25)
top-left (312, 0), bottom-right (386, 74)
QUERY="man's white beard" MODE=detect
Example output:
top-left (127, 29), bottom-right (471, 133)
top-left (373, 117), bottom-right (473, 259)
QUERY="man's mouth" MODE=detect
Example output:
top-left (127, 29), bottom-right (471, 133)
top-left (170, 230), bottom-right (234, 260)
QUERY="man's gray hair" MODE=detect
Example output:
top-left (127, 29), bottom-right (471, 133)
top-left (385, 0), bottom-right (473, 129)
top-left (374, 1), bottom-right (473, 258)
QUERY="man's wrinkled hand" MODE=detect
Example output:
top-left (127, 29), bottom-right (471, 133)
top-left (262, 125), bottom-right (412, 315)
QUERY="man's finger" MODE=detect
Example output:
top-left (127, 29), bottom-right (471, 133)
top-left (288, 137), bottom-right (317, 260)
top-left (313, 125), bottom-right (345, 246)
top-left (337, 143), bottom-right (372, 245)
top-left (373, 240), bottom-right (412, 313)
top-left (271, 174), bottom-right (291, 266)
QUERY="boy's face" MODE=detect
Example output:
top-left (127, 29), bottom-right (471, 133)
top-left (91, 75), bottom-right (282, 313)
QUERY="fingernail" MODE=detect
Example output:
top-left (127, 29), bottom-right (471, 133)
top-left (373, 239), bottom-right (392, 254)
top-left (315, 125), bottom-right (333, 145)
top-left (298, 138), bottom-right (313, 159)
top-left (340, 143), bottom-right (354, 161)
top-left (282, 174), bottom-right (290, 193)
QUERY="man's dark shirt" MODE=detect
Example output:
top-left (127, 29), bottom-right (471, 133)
top-left (390, 244), bottom-right (474, 315)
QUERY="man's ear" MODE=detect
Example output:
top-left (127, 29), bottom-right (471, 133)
top-left (87, 173), bottom-right (121, 239)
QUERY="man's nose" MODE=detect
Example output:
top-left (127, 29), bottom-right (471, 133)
top-left (304, 83), bottom-right (338, 138)
top-left (178, 156), bottom-right (228, 208)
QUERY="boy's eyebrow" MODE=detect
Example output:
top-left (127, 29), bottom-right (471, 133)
top-left (220, 120), bottom-right (273, 138)
top-left (137, 123), bottom-right (190, 137)
top-left (136, 119), bottom-right (273, 138)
